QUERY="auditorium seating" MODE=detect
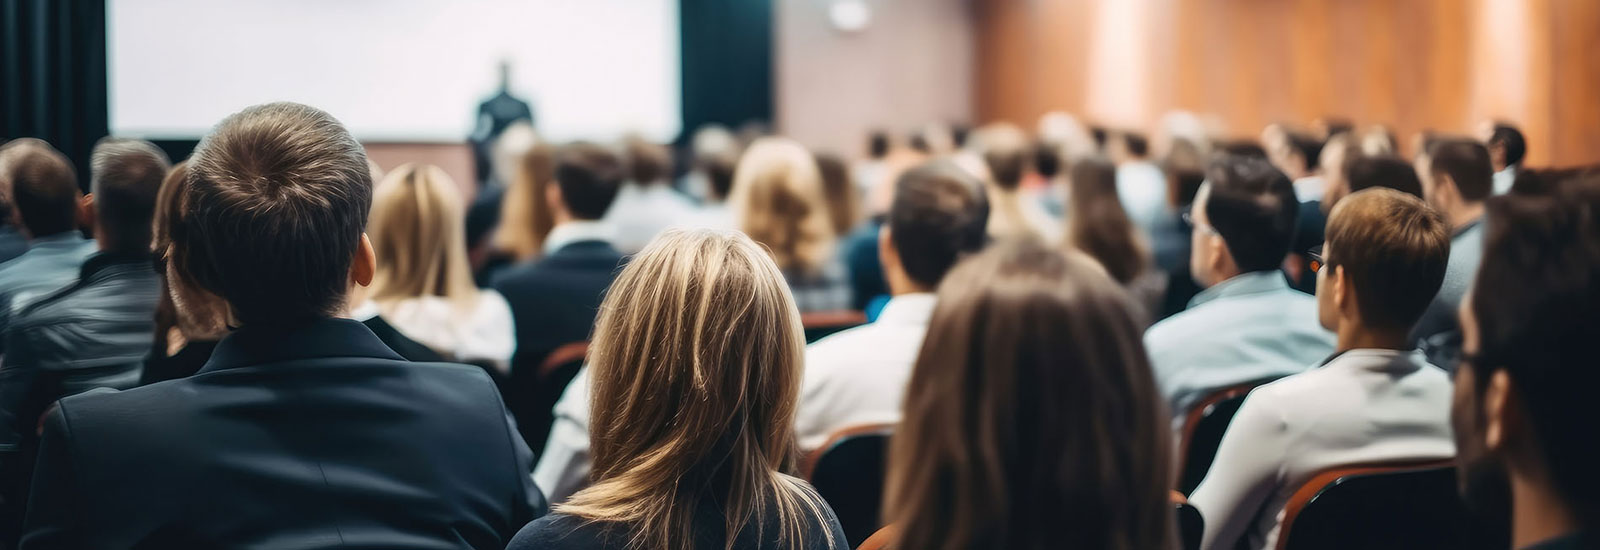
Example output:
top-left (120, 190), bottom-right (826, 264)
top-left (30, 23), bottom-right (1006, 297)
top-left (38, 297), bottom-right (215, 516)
top-left (1177, 376), bottom-right (1282, 495)
top-left (510, 341), bottom-right (588, 457)
top-left (1276, 460), bottom-right (1500, 550)
top-left (805, 423), bottom-right (894, 547)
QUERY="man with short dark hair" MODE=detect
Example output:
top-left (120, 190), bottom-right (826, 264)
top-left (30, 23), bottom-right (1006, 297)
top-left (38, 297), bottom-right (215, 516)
top-left (493, 142), bottom-right (626, 456)
top-left (1453, 178), bottom-right (1600, 549)
top-left (1484, 122), bottom-right (1526, 196)
top-left (1413, 138), bottom-right (1493, 366)
top-left (0, 140), bottom-right (97, 329)
top-left (0, 137), bottom-right (168, 541)
top-left (603, 135), bottom-right (695, 253)
top-left (1146, 155), bottom-right (1335, 431)
top-left (1191, 188), bottom-right (1456, 550)
top-left (21, 103), bottom-right (544, 549)
top-left (795, 159), bottom-right (989, 449)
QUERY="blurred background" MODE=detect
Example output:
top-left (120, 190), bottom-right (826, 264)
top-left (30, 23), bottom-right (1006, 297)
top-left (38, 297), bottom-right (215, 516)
top-left (3, 0), bottom-right (1598, 187)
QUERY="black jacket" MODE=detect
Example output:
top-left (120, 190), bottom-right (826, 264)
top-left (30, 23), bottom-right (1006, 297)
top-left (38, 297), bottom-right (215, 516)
top-left (20, 318), bottom-right (546, 549)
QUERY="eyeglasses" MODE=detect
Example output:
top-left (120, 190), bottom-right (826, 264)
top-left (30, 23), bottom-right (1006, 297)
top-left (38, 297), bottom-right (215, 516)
top-left (1183, 211), bottom-right (1219, 236)
top-left (1308, 245), bottom-right (1328, 274)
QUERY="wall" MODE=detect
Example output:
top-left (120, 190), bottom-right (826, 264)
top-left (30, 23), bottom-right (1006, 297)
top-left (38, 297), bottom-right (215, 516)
top-left (776, 0), bottom-right (975, 157)
top-left (976, 0), bottom-right (1600, 167)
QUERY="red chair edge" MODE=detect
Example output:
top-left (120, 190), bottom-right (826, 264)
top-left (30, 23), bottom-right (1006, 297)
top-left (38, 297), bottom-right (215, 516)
top-left (1273, 458), bottom-right (1456, 550)
top-left (537, 341), bottom-right (590, 379)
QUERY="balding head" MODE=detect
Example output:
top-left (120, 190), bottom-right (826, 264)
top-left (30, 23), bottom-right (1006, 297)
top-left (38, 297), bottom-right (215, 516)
top-left (90, 138), bottom-right (171, 252)
top-left (0, 139), bottom-right (81, 239)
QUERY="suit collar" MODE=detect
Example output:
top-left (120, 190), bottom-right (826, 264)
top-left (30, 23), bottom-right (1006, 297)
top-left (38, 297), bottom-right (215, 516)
top-left (1189, 270), bottom-right (1291, 308)
top-left (200, 317), bottom-right (405, 374)
top-left (543, 221), bottom-right (615, 256)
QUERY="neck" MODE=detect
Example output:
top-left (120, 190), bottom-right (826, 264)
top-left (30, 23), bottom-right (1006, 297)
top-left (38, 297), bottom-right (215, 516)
top-left (1451, 203), bottom-right (1485, 231)
top-left (550, 210), bottom-right (574, 227)
top-left (1336, 325), bottom-right (1410, 352)
top-left (1511, 470), bottom-right (1583, 548)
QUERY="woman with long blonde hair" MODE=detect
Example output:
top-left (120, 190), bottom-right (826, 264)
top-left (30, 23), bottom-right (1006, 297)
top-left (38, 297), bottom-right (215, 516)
top-left (882, 239), bottom-right (1175, 550)
top-left (362, 163), bottom-right (514, 369)
top-left (730, 137), bottom-right (849, 312)
top-left (509, 229), bottom-right (846, 550)
top-left (485, 137), bottom-right (558, 277)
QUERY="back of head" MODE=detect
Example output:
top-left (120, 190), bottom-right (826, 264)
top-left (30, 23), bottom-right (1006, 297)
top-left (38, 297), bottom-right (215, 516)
top-left (554, 142), bottom-right (625, 221)
top-left (1204, 155), bottom-right (1300, 273)
top-left (1489, 123), bottom-right (1526, 168)
top-left (153, 161), bottom-right (228, 340)
top-left (888, 160), bottom-right (990, 289)
top-left (729, 137), bottom-right (833, 273)
top-left (887, 239), bottom-right (1172, 550)
top-left (1120, 131), bottom-right (1150, 159)
top-left (492, 122), bottom-right (537, 186)
top-left (367, 163), bottom-right (477, 311)
top-left (1324, 188), bottom-right (1450, 331)
top-left (180, 102), bottom-right (372, 326)
top-left (1, 139), bottom-right (80, 238)
top-left (1426, 138), bottom-right (1494, 202)
top-left (1471, 177), bottom-right (1600, 526)
top-left (972, 123), bottom-right (1030, 190)
top-left (623, 135), bottom-right (672, 186)
top-left (868, 130), bottom-right (891, 160)
top-left (90, 138), bottom-right (171, 252)
top-left (1344, 154), bottom-right (1424, 200)
top-left (566, 228), bottom-right (829, 550)
top-left (814, 152), bottom-right (857, 236)
top-left (1286, 132), bottom-right (1325, 173)
top-left (495, 141), bottom-right (559, 260)
top-left (1067, 156), bottom-right (1148, 284)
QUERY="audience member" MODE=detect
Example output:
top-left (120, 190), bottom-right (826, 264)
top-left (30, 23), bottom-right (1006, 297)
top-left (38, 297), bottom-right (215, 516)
top-left (815, 152), bottom-right (859, 237)
top-left (841, 149), bottom-right (929, 314)
top-left (1155, 141), bottom-right (1208, 319)
top-left (856, 130), bottom-right (892, 196)
top-left (1064, 156), bottom-right (1164, 320)
top-left (485, 139), bottom-right (558, 282)
top-left (795, 160), bottom-right (988, 449)
top-left (1283, 132), bottom-right (1326, 201)
top-left (1145, 155), bottom-right (1334, 432)
top-left (141, 161), bottom-right (227, 385)
top-left (361, 163), bottom-right (515, 370)
top-left (730, 137), bottom-right (850, 312)
top-left (1454, 178), bottom-right (1600, 550)
top-left (691, 144), bottom-right (739, 230)
top-left (604, 135), bottom-right (695, 253)
top-left (1112, 130), bottom-right (1175, 244)
top-left (1345, 154), bottom-right (1425, 199)
top-left (1484, 122), bottom-right (1526, 196)
top-left (20, 103), bottom-right (544, 548)
top-left (972, 123), bottom-right (1056, 243)
top-left (1360, 125), bottom-right (1399, 156)
top-left (512, 229), bottom-right (847, 549)
top-left (1191, 188), bottom-right (1455, 550)
top-left (883, 239), bottom-right (1174, 550)
top-left (1316, 133), bottom-right (1356, 214)
top-left (1412, 138), bottom-right (1493, 367)
top-left (0, 138), bottom-right (168, 539)
top-left (348, 161), bottom-right (452, 364)
top-left (466, 123), bottom-right (538, 272)
top-left (0, 141), bottom-right (98, 346)
top-left (0, 141), bottom-right (29, 265)
top-left (493, 142), bottom-right (626, 451)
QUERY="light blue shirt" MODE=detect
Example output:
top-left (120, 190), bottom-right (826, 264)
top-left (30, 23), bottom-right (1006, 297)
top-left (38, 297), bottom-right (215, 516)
top-left (1144, 271), bottom-right (1335, 432)
top-left (0, 232), bottom-right (97, 309)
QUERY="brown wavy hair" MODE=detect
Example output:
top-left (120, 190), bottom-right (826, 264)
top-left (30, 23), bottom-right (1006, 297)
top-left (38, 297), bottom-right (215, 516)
top-left (1064, 156), bottom-right (1150, 284)
top-left (884, 239), bottom-right (1174, 550)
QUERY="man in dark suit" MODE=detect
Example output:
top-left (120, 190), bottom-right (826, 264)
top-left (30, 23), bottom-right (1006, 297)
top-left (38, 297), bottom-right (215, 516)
top-left (20, 102), bottom-right (544, 549)
top-left (493, 142), bottom-right (625, 454)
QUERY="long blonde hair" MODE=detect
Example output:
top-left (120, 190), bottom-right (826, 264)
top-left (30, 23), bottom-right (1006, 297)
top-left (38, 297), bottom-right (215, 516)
top-left (493, 139), bottom-right (558, 261)
top-left (729, 137), bottom-right (835, 274)
top-left (367, 163), bottom-right (481, 317)
top-left (561, 229), bottom-right (834, 550)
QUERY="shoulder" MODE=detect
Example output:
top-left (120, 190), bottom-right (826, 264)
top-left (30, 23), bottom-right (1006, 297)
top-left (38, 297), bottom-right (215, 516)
top-left (508, 513), bottom-right (617, 550)
top-left (1144, 305), bottom-right (1212, 346)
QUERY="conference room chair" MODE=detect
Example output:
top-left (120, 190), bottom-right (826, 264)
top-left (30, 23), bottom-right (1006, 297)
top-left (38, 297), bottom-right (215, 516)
top-left (510, 341), bottom-right (589, 457)
top-left (1177, 376), bottom-right (1283, 495)
top-left (850, 493), bottom-right (1204, 550)
top-left (804, 423), bottom-right (895, 547)
top-left (1275, 460), bottom-right (1502, 550)
top-left (800, 310), bottom-right (868, 343)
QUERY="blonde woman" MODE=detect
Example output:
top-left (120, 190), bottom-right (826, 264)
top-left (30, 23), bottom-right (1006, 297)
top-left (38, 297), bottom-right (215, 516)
top-left (511, 229), bottom-right (847, 550)
top-left (362, 163), bottom-right (515, 370)
top-left (485, 139), bottom-right (558, 278)
top-left (730, 137), bottom-right (849, 312)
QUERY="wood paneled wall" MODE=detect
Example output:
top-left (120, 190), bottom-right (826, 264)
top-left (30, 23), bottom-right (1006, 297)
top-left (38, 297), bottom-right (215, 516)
top-left (976, 0), bottom-right (1600, 166)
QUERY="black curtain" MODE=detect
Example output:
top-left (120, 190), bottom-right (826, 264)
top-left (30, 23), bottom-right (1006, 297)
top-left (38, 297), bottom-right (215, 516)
top-left (1, 0), bottom-right (108, 188)
top-left (678, 0), bottom-right (772, 142)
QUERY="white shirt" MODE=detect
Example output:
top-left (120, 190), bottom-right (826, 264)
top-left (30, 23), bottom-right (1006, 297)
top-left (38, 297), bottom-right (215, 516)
top-left (1189, 349), bottom-right (1455, 550)
top-left (795, 293), bottom-right (936, 450)
top-left (602, 183), bottom-right (699, 253)
top-left (1293, 176), bottom-right (1325, 202)
top-left (352, 292), bottom-right (516, 371)
top-left (542, 220), bottom-right (615, 256)
top-left (534, 366), bottom-right (593, 504)
top-left (1117, 161), bottom-right (1171, 239)
top-left (1492, 166), bottom-right (1517, 196)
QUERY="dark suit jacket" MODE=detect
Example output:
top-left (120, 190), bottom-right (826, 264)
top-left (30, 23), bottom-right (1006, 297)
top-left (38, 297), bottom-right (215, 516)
top-left (492, 240), bottom-right (623, 449)
top-left (21, 318), bottom-right (545, 549)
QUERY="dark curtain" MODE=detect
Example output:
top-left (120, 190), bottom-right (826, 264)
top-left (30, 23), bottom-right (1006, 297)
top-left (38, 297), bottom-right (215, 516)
top-left (678, 0), bottom-right (772, 142)
top-left (1, 0), bottom-right (108, 188)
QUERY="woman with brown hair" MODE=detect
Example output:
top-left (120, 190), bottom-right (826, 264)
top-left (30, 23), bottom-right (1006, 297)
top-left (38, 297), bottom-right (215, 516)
top-left (1063, 156), bottom-right (1165, 321)
top-left (141, 161), bottom-right (230, 384)
top-left (509, 229), bottom-right (846, 550)
top-left (882, 239), bottom-right (1175, 550)
top-left (484, 138), bottom-right (558, 279)
top-left (730, 137), bottom-right (849, 312)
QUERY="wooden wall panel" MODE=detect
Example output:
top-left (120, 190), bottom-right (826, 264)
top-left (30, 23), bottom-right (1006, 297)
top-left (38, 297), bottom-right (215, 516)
top-left (975, 0), bottom-right (1600, 166)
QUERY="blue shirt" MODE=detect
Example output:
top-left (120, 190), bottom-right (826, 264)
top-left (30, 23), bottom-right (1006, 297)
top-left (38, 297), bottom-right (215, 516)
top-left (0, 232), bottom-right (97, 355)
top-left (1144, 270), bottom-right (1335, 432)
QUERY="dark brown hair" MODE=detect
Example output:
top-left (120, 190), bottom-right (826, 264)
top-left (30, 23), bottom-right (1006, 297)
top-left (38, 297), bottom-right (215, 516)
top-left (1065, 156), bottom-right (1149, 284)
top-left (1324, 188), bottom-right (1450, 330)
top-left (1344, 154), bottom-right (1424, 199)
top-left (554, 142), bottom-right (625, 220)
top-left (1204, 155), bottom-right (1299, 273)
top-left (179, 102), bottom-right (373, 326)
top-left (623, 135), bottom-right (672, 186)
top-left (885, 239), bottom-right (1173, 550)
top-left (887, 160), bottom-right (990, 288)
top-left (1, 139), bottom-right (79, 237)
top-left (1426, 138), bottom-right (1493, 202)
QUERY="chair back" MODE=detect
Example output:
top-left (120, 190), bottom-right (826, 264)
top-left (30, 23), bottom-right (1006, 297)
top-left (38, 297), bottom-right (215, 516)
top-left (1173, 491), bottom-right (1204, 550)
top-left (806, 423), bottom-right (894, 547)
top-left (855, 524), bottom-right (897, 550)
top-left (1178, 376), bottom-right (1281, 494)
top-left (801, 310), bottom-right (867, 343)
top-left (1278, 461), bottom-right (1502, 550)
top-left (511, 341), bottom-right (589, 456)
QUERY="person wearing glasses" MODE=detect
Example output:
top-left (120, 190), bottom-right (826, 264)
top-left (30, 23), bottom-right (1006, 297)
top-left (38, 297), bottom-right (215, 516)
top-left (1145, 155), bottom-right (1335, 434)
top-left (1188, 188), bottom-right (1456, 550)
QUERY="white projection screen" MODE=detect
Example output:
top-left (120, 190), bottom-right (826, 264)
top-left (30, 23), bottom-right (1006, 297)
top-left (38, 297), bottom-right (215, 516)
top-left (107, 0), bottom-right (681, 142)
